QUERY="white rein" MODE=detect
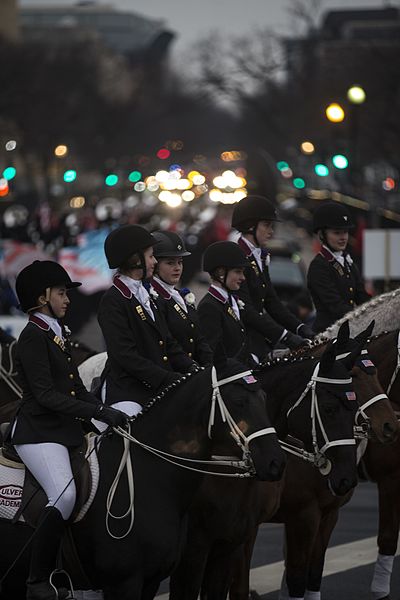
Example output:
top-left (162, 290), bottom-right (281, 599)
top-left (105, 367), bottom-right (277, 539)
top-left (0, 341), bottom-right (23, 398)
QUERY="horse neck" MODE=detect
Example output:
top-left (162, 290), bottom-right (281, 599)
top-left (132, 368), bottom-right (214, 459)
top-left (368, 330), bottom-right (400, 396)
top-left (258, 358), bottom-right (317, 426)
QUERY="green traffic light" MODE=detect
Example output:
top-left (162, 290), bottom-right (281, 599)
top-left (276, 161), bottom-right (289, 171)
top-left (332, 154), bottom-right (349, 169)
top-left (105, 174), bottom-right (119, 186)
top-left (293, 178), bottom-right (306, 189)
top-left (63, 169), bottom-right (77, 183)
top-left (3, 167), bottom-right (16, 180)
top-left (128, 170), bottom-right (142, 183)
top-left (314, 164), bottom-right (329, 177)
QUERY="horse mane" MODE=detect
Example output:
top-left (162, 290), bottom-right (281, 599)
top-left (316, 287), bottom-right (400, 340)
top-left (258, 352), bottom-right (316, 371)
top-left (129, 367), bottom-right (208, 423)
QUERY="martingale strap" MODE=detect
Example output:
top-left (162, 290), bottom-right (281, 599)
top-left (387, 331), bottom-right (400, 395)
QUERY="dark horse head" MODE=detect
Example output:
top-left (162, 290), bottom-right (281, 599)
top-left (207, 359), bottom-right (286, 482)
top-left (334, 322), bottom-right (398, 445)
top-left (286, 321), bottom-right (371, 497)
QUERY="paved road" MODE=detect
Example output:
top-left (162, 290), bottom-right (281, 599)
top-left (156, 482), bottom-right (400, 599)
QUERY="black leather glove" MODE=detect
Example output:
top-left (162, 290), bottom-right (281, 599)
top-left (297, 323), bottom-right (316, 340)
top-left (282, 332), bottom-right (311, 350)
top-left (94, 404), bottom-right (128, 428)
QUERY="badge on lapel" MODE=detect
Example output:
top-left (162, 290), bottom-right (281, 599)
top-left (53, 335), bottom-right (66, 351)
top-left (136, 306), bottom-right (147, 321)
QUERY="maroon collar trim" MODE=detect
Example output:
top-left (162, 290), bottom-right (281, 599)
top-left (151, 278), bottom-right (171, 300)
top-left (208, 286), bottom-right (227, 304)
top-left (319, 246), bottom-right (335, 263)
top-left (238, 237), bottom-right (252, 257)
top-left (29, 314), bottom-right (50, 331)
top-left (113, 276), bottom-right (132, 299)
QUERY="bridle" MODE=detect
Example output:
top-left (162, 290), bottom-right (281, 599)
top-left (282, 362), bottom-right (356, 475)
top-left (387, 330), bottom-right (400, 395)
top-left (106, 367), bottom-right (277, 539)
top-left (335, 349), bottom-right (389, 430)
top-left (0, 341), bottom-right (22, 398)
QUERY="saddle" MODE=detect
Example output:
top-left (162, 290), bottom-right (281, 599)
top-left (0, 433), bottom-right (95, 528)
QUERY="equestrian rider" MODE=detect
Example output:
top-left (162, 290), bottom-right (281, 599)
top-left (151, 231), bottom-right (213, 367)
top-left (11, 260), bottom-right (126, 600)
top-left (98, 225), bottom-right (197, 420)
top-left (197, 241), bottom-right (256, 367)
top-left (307, 202), bottom-right (370, 333)
top-left (231, 195), bottom-right (315, 361)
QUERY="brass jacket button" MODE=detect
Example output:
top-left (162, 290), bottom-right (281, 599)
top-left (70, 390), bottom-right (76, 396)
top-left (159, 340), bottom-right (164, 346)
top-left (69, 373), bottom-right (74, 379)
top-left (163, 355), bottom-right (168, 362)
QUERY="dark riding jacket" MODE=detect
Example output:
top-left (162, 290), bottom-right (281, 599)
top-left (98, 276), bottom-right (195, 406)
top-left (151, 278), bottom-right (213, 367)
top-left (235, 237), bottom-right (302, 358)
top-left (197, 286), bottom-right (254, 367)
top-left (307, 247), bottom-right (370, 333)
top-left (11, 315), bottom-right (100, 447)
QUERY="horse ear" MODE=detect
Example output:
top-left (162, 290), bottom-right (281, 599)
top-left (319, 340), bottom-right (336, 374)
top-left (336, 320), bottom-right (350, 351)
top-left (354, 320), bottom-right (375, 346)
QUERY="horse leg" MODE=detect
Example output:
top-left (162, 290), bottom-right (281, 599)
top-left (284, 509), bottom-right (320, 600)
top-left (141, 579), bottom-right (162, 600)
top-left (371, 474), bottom-right (400, 600)
top-left (103, 577), bottom-right (142, 600)
top-left (305, 508), bottom-right (340, 600)
top-left (229, 526), bottom-right (258, 600)
top-left (169, 529), bottom-right (210, 600)
top-left (200, 540), bottom-right (242, 600)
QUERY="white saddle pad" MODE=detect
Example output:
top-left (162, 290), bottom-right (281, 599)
top-left (0, 436), bottom-right (100, 523)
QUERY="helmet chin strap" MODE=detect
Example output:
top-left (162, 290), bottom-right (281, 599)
top-left (247, 223), bottom-right (260, 247)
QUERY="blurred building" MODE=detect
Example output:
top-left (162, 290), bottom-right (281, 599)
top-left (0, 0), bottom-right (20, 42)
top-left (285, 7), bottom-right (400, 81)
top-left (19, 1), bottom-right (174, 60)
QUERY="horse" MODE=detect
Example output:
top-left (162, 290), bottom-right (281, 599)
top-left (314, 290), bottom-right (400, 600)
top-left (0, 337), bottom-right (96, 425)
top-left (0, 362), bottom-right (286, 600)
top-left (169, 321), bottom-right (382, 600)
top-left (208, 320), bottom-right (397, 600)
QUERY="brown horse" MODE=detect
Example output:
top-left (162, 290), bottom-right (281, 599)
top-left (0, 338), bottom-right (96, 424)
top-left (169, 321), bottom-right (388, 600)
top-left (358, 329), bottom-right (400, 600)
top-left (228, 325), bottom-right (398, 600)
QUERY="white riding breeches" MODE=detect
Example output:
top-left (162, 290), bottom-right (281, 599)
top-left (92, 380), bottom-right (142, 432)
top-left (15, 442), bottom-right (76, 520)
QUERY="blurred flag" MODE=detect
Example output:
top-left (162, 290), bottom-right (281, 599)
top-left (0, 240), bottom-right (49, 282)
top-left (59, 229), bottom-right (112, 295)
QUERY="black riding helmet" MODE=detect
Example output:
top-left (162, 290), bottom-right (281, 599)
top-left (232, 195), bottom-right (280, 247)
top-left (16, 260), bottom-right (81, 313)
top-left (203, 241), bottom-right (248, 273)
top-left (313, 202), bottom-right (354, 233)
top-left (152, 231), bottom-right (191, 258)
top-left (104, 225), bottom-right (156, 282)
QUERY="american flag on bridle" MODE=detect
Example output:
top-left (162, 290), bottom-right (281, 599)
top-left (346, 391), bottom-right (357, 401)
top-left (361, 359), bottom-right (375, 368)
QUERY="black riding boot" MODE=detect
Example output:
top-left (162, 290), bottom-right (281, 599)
top-left (26, 506), bottom-right (69, 600)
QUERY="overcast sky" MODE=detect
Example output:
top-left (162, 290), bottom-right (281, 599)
top-left (19, 0), bottom-right (399, 53)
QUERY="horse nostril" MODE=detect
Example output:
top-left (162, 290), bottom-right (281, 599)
top-left (383, 422), bottom-right (397, 438)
